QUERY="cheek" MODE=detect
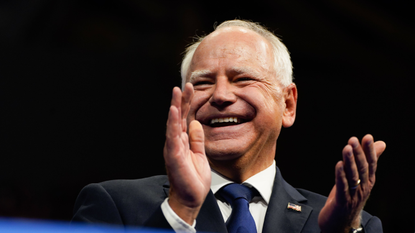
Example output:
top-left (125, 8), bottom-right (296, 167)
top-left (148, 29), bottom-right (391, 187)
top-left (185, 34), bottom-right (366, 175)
top-left (188, 91), bottom-right (210, 121)
top-left (241, 84), bottom-right (282, 113)
top-left (240, 86), bottom-right (284, 137)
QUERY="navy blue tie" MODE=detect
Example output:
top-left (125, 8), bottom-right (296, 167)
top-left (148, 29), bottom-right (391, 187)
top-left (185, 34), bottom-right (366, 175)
top-left (219, 183), bottom-right (257, 233)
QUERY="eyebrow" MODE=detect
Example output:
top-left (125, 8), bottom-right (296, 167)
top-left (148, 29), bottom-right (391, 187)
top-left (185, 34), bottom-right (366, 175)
top-left (230, 67), bottom-right (263, 79)
top-left (189, 69), bottom-right (214, 83)
top-left (189, 67), bottom-right (263, 83)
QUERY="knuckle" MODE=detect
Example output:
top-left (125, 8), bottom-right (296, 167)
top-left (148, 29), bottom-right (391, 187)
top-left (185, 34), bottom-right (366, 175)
top-left (358, 166), bottom-right (368, 176)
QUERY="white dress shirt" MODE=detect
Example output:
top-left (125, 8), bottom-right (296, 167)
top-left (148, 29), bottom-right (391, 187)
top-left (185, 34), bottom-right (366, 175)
top-left (161, 160), bottom-right (276, 233)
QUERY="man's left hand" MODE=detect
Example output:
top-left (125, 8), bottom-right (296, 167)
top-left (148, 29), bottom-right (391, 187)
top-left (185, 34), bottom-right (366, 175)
top-left (318, 134), bottom-right (386, 233)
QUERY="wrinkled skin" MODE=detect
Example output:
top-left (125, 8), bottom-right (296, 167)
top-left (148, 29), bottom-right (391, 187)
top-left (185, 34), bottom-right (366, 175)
top-left (163, 27), bottom-right (386, 232)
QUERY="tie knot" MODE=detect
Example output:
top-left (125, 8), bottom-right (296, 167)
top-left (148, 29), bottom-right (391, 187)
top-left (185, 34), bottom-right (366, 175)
top-left (219, 183), bottom-right (256, 207)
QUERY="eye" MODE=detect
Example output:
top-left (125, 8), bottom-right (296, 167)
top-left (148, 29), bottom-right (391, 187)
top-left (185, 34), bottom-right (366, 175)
top-left (193, 80), bottom-right (213, 86)
top-left (235, 77), bottom-right (255, 83)
top-left (191, 78), bottom-right (214, 90)
top-left (237, 77), bottom-right (252, 81)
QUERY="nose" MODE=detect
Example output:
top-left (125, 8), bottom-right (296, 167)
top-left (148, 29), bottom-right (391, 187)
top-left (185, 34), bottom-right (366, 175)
top-left (209, 77), bottom-right (237, 107)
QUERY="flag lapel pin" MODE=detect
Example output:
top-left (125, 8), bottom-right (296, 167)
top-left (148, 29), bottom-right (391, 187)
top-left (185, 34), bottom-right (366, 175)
top-left (287, 202), bottom-right (302, 212)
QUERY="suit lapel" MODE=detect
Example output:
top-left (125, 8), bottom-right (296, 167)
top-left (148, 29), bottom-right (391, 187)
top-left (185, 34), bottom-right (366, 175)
top-left (262, 167), bottom-right (313, 233)
top-left (163, 167), bottom-right (313, 233)
top-left (163, 182), bottom-right (227, 233)
top-left (196, 191), bottom-right (228, 233)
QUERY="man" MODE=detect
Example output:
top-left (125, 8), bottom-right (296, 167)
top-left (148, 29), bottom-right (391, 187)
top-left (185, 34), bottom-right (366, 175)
top-left (72, 20), bottom-right (386, 233)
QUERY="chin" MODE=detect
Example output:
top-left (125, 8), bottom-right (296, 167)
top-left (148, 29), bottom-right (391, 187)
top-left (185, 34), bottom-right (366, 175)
top-left (205, 146), bottom-right (246, 162)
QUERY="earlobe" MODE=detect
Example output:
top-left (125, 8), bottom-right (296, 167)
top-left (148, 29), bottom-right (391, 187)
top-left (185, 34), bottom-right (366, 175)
top-left (282, 83), bottom-right (298, 128)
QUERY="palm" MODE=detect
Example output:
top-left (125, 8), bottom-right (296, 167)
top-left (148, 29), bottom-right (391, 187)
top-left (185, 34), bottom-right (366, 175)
top-left (163, 84), bottom-right (211, 223)
top-left (318, 136), bottom-right (386, 233)
top-left (165, 121), bottom-right (211, 206)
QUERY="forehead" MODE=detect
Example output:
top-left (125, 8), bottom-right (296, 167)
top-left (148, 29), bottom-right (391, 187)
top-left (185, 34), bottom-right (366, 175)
top-left (189, 27), bottom-right (274, 74)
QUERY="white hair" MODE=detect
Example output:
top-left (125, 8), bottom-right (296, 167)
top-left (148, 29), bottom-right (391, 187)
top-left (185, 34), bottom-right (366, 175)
top-left (180, 19), bottom-right (293, 89)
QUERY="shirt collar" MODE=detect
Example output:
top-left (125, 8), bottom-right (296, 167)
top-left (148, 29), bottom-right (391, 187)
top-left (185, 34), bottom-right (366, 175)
top-left (210, 160), bottom-right (276, 204)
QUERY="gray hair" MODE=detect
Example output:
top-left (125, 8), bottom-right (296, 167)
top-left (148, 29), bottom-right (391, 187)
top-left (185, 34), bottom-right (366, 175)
top-left (180, 19), bottom-right (293, 89)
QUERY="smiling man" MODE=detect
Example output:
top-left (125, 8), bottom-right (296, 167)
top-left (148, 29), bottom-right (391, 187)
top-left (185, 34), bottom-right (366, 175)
top-left (73, 20), bottom-right (386, 233)
top-left (189, 27), bottom-right (288, 171)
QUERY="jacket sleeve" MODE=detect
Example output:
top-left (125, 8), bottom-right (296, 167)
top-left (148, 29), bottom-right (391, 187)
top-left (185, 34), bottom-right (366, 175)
top-left (362, 215), bottom-right (383, 233)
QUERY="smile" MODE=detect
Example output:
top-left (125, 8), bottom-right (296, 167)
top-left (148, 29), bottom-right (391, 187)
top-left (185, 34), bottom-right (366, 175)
top-left (210, 117), bottom-right (240, 125)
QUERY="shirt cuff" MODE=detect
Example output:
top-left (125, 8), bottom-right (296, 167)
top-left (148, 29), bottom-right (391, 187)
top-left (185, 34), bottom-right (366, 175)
top-left (161, 198), bottom-right (196, 233)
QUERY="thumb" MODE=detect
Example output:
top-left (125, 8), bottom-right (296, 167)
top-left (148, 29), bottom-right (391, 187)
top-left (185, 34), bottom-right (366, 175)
top-left (189, 120), bottom-right (205, 156)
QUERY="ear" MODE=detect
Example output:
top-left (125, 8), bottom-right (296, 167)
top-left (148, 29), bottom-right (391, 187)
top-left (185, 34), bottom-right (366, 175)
top-left (281, 83), bottom-right (298, 128)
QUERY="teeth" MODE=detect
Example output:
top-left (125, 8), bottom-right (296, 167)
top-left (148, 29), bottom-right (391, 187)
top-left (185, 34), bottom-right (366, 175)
top-left (210, 117), bottom-right (239, 124)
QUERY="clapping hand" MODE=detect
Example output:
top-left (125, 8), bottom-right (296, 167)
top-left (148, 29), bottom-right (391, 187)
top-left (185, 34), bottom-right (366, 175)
top-left (318, 134), bottom-right (386, 233)
top-left (163, 83), bottom-right (211, 225)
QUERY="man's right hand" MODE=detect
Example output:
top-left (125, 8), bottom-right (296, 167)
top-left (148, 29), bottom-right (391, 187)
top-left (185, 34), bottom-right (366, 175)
top-left (163, 83), bottom-right (211, 225)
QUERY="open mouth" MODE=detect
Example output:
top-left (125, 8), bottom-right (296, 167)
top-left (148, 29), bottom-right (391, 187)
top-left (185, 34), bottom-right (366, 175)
top-left (209, 117), bottom-right (244, 127)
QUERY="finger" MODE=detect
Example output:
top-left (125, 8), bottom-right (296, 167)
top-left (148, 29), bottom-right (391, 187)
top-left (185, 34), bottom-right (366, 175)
top-left (374, 141), bottom-right (386, 159)
top-left (342, 144), bottom-right (359, 193)
top-left (335, 161), bottom-right (348, 203)
top-left (182, 83), bottom-right (194, 115)
top-left (181, 83), bottom-right (194, 132)
top-left (349, 137), bottom-right (369, 185)
top-left (164, 105), bottom-right (182, 161)
top-left (171, 87), bottom-right (183, 129)
top-left (171, 87), bottom-right (183, 109)
top-left (361, 134), bottom-right (377, 184)
top-left (189, 120), bottom-right (205, 156)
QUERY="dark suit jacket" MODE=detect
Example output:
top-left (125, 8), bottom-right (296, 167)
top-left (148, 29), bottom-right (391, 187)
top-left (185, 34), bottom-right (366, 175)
top-left (72, 167), bottom-right (383, 232)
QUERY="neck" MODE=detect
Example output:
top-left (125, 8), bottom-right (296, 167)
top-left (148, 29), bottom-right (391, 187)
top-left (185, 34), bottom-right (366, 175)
top-left (208, 151), bottom-right (275, 183)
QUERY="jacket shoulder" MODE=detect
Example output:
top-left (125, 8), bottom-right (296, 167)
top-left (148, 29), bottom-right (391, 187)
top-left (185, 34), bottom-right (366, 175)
top-left (295, 188), bottom-right (327, 209)
top-left (99, 175), bottom-right (169, 193)
top-left (73, 175), bottom-right (170, 226)
top-left (97, 175), bottom-right (170, 211)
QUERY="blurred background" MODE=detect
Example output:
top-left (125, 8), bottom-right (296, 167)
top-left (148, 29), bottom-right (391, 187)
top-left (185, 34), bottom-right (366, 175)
top-left (1, 0), bottom-right (413, 232)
